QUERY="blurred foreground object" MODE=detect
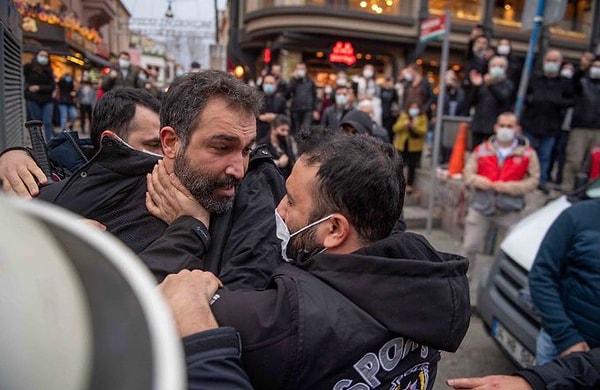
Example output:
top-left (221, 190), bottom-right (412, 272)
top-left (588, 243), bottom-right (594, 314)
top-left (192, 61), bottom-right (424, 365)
top-left (0, 195), bottom-right (185, 390)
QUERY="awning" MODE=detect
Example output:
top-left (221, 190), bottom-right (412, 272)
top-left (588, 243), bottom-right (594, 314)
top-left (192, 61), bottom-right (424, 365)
top-left (83, 50), bottom-right (112, 68)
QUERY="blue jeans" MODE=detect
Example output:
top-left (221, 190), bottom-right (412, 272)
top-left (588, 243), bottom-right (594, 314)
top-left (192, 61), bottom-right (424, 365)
top-left (26, 100), bottom-right (55, 141)
top-left (535, 328), bottom-right (558, 365)
top-left (525, 133), bottom-right (557, 185)
top-left (58, 104), bottom-right (78, 130)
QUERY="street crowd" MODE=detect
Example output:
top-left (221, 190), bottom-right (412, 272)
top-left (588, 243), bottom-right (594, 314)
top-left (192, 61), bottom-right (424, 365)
top-left (0, 24), bottom-right (599, 390)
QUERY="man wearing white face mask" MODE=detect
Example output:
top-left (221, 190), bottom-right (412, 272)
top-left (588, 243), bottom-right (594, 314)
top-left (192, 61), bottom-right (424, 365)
top-left (286, 62), bottom-right (318, 135)
top-left (462, 112), bottom-right (540, 279)
top-left (466, 56), bottom-right (514, 149)
top-left (101, 51), bottom-right (144, 92)
top-left (521, 49), bottom-right (575, 193)
top-left (160, 133), bottom-right (471, 389)
top-left (321, 85), bottom-right (350, 131)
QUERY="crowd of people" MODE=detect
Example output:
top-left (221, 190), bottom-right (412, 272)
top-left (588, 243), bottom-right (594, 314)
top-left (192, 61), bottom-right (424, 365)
top-left (5, 29), bottom-right (600, 388)
top-left (23, 49), bottom-right (198, 141)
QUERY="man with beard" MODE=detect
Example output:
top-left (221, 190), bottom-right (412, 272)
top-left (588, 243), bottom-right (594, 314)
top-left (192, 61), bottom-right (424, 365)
top-left (156, 134), bottom-right (471, 389)
top-left (1, 72), bottom-right (285, 290)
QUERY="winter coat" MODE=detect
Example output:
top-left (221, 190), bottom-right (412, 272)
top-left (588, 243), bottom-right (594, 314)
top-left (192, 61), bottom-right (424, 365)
top-left (529, 199), bottom-right (600, 354)
top-left (212, 231), bottom-right (471, 389)
top-left (23, 61), bottom-right (56, 104)
top-left (392, 113), bottom-right (428, 152)
top-left (521, 73), bottom-right (575, 137)
top-left (37, 136), bottom-right (286, 290)
top-left (572, 77), bottom-right (600, 129)
top-left (287, 76), bottom-right (317, 112)
top-left (467, 79), bottom-right (514, 136)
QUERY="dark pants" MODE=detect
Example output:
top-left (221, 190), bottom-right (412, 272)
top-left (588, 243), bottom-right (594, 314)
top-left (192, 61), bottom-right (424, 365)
top-left (26, 100), bottom-right (54, 141)
top-left (401, 150), bottom-right (422, 186)
top-left (548, 130), bottom-right (569, 185)
top-left (525, 132), bottom-right (557, 185)
top-left (80, 104), bottom-right (93, 133)
top-left (291, 110), bottom-right (313, 135)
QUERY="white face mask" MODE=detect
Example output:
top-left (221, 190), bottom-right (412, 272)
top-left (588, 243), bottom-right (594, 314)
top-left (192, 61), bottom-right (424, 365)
top-left (560, 69), bottom-right (574, 79)
top-left (363, 69), bottom-right (374, 79)
top-left (296, 69), bottom-right (306, 78)
top-left (408, 108), bottom-right (420, 117)
top-left (496, 127), bottom-right (516, 143)
top-left (275, 210), bottom-right (333, 263)
top-left (496, 45), bottom-right (510, 56)
top-left (590, 66), bottom-right (600, 79)
top-left (118, 59), bottom-right (130, 69)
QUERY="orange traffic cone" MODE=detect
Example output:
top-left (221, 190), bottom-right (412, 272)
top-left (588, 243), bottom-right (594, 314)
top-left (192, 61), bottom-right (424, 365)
top-left (448, 122), bottom-right (468, 177)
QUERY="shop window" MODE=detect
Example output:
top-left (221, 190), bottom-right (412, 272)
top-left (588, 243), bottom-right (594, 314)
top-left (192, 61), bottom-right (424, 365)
top-left (551, 0), bottom-right (591, 38)
top-left (493, 0), bottom-right (525, 27)
top-left (429, 0), bottom-right (482, 21)
top-left (348, 0), bottom-right (402, 16)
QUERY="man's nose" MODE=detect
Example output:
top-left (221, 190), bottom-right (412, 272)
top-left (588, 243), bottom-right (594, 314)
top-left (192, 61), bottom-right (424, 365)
top-left (225, 154), bottom-right (246, 180)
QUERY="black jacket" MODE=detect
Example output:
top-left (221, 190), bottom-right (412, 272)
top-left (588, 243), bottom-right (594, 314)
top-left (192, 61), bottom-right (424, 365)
top-left (211, 231), bottom-right (471, 389)
top-left (467, 78), bottom-right (514, 136)
top-left (287, 76), bottom-right (317, 112)
top-left (257, 93), bottom-right (288, 142)
top-left (572, 77), bottom-right (600, 129)
top-left (516, 348), bottom-right (600, 390)
top-left (23, 61), bottom-right (56, 104)
top-left (521, 74), bottom-right (575, 137)
top-left (37, 137), bottom-right (286, 290)
top-left (101, 66), bottom-right (143, 91)
top-left (185, 327), bottom-right (253, 390)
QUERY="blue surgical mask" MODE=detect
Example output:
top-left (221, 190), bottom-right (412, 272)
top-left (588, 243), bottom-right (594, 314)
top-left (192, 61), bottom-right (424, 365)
top-left (263, 84), bottom-right (276, 95)
top-left (408, 108), bottom-right (420, 117)
top-left (275, 210), bottom-right (333, 263)
top-left (36, 55), bottom-right (49, 66)
top-left (335, 94), bottom-right (347, 106)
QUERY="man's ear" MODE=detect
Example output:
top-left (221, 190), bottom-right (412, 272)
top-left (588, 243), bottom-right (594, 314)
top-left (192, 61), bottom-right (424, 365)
top-left (322, 214), bottom-right (351, 250)
top-left (160, 126), bottom-right (180, 159)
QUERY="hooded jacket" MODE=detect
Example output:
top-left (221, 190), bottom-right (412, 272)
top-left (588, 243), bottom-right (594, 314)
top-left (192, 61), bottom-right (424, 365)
top-left (211, 231), bottom-right (471, 389)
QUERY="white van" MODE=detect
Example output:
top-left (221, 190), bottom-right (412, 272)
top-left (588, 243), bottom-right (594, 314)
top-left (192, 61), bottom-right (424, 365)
top-left (476, 179), bottom-right (600, 368)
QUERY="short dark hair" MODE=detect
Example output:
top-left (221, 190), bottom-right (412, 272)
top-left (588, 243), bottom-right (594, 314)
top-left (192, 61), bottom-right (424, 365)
top-left (270, 114), bottom-right (290, 129)
top-left (160, 70), bottom-right (262, 150)
top-left (90, 88), bottom-right (161, 151)
top-left (118, 51), bottom-right (130, 58)
top-left (301, 134), bottom-right (405, 242)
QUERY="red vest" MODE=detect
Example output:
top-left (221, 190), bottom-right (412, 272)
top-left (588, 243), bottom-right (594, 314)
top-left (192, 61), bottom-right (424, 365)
top-left (475, 141), bottom-right (534, 182)
top-left (589, 146), bottom-right (600, 181)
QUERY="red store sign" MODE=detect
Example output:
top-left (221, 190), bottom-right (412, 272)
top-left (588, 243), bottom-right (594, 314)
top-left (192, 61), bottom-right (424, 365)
top-left (329, 41), bottom-right (356, 66)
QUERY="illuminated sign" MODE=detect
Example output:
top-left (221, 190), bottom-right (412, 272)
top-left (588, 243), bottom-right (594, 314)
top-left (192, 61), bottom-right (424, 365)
top-left (329, 41), bottom-right (356, 66)
top-left (264, 47), bottom-right (271, 64)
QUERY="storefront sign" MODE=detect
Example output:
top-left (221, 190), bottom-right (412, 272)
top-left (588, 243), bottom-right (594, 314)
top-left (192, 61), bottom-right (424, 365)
top-left (420, 15), bottom-right (446, 43)
top-left (329, 41), bottom-right (356, 66)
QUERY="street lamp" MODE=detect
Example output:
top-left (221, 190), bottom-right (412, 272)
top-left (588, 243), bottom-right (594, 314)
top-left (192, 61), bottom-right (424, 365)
top-left (165, 0), bottom-right (174, 19)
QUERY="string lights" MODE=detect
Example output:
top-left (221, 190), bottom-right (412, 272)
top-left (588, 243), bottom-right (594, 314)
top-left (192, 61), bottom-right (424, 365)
top-left (358, 0), bottom-right (396, 14)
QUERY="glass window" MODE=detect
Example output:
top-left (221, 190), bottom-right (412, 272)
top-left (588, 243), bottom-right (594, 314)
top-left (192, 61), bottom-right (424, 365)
top-left (347, 0), bottom-right (402, 16)
top-left (551, 0), bottom-right (592, 38)
top-left (492, 0), bottom-right (525, 27)
top-left (429, 0), bottom-right (482, 21)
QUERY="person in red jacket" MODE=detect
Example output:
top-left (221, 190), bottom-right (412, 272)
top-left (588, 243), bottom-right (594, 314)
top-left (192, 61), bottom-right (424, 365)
top-left (462, 112), bottom-right (540, 278)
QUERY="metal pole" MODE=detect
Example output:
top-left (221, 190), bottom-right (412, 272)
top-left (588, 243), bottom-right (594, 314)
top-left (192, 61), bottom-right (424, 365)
top-left (426, 8), bottom-right (451, 234)
top-left (514, 0), bottom-right (546, 119)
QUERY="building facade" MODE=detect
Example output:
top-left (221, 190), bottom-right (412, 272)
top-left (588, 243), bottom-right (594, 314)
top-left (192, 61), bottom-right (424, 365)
top-left (18, 0), bottom-right (132, 83)
top-left (227, 0), bottom-right (599, 85)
